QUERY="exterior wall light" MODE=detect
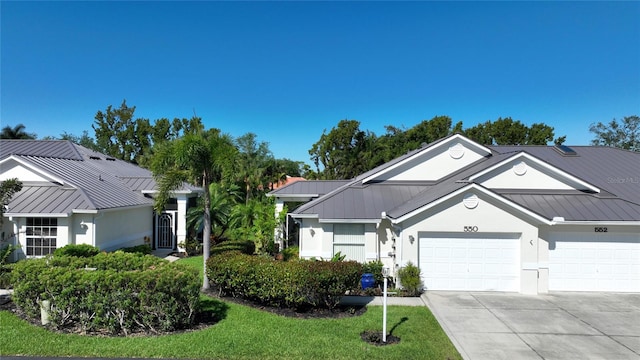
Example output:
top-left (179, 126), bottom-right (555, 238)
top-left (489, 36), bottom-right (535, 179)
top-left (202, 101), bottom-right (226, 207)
top-left (408, 235), bottom-right (415, 244)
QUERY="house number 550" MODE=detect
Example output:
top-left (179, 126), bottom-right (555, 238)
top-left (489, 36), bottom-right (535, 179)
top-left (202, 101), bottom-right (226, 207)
top-left (464, 226), bottom-right (478, 232)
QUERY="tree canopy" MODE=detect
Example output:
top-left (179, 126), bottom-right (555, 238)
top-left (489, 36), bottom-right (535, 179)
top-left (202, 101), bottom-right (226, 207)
top-left (309, 116), bottom-right (564, 180)
top-left (0, 179), bottom-right (23, 226)
top-left (92, 100), bottom-right (205, 165)
top-left (0, 124), bottom-right (36, 139)
top-left (589, 115), bottom-right (639, 152)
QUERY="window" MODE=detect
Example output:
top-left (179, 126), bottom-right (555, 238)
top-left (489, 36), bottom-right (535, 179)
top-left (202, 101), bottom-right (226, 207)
top-left (26, 218), bottom-right (58, 256)
top-left (333, 224), bottom-right (365, 262)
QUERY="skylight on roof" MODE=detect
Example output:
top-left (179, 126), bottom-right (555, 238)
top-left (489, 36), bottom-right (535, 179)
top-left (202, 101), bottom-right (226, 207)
top-left (553, 145), bottom-right (578, 156)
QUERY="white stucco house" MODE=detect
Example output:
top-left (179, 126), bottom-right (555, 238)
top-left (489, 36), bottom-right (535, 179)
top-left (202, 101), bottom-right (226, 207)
top-left (0, 139), bottom-right (200, 260)
top-left (269, 134), bottom-right (640, 294)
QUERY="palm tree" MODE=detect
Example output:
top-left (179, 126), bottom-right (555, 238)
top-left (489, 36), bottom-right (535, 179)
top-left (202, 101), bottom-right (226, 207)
top-left (186, 182), bottom-right (241, 243)
top-left (151, 127), bottom-right (236, 290)
top-left (0, 124), bottom-right (36, 139)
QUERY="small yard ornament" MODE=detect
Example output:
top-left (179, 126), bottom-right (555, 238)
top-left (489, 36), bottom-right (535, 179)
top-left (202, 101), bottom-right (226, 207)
top-left (382, 266), bottom-right (391, 342)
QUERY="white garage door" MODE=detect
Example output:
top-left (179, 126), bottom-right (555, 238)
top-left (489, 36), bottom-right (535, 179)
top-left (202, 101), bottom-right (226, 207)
top-left (549, 232), bottom-right (640, 292)
top-left (419, 233), bottom-right (521, 291)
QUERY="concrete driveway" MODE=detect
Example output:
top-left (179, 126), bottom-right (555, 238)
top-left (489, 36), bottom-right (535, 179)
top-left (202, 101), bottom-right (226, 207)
top-left (423, 291), bottom-right (640, 360)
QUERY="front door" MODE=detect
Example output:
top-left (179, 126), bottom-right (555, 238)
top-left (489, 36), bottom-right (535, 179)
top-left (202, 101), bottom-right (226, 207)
top-left (156, 212), bottom-right (176, 249)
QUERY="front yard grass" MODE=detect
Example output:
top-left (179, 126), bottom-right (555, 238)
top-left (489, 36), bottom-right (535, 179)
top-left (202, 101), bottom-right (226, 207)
top-left (0, 256), bottom-right (461, 360)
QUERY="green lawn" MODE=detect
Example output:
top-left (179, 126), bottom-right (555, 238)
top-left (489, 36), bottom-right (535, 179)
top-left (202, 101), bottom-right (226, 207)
top-left (0, 256), bottom-right (461, 360)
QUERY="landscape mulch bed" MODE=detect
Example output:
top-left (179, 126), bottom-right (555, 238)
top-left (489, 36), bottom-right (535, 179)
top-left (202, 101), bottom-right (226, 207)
top-left (0, 289), bottom-right (368, 337)
top-left (202, 288), bottom-right (368, 319)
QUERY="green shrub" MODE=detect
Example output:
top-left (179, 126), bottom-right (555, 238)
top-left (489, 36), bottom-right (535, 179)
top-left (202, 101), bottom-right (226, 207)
top-left (362, 260), bottom-right (384, 286)
top-left (11, 252), bottom-right (200, 335)
top-left (211, 239), bottom-right (255, 255)
top-left (397, 262), bottom-right (423, 296)
top-left (206, 252), bottom-right (362, 309)
top-left (117, 244), bottom-right (152, 255)
top-left (0, 263), bottom-right (14, 288)
top-left (53, 244), bottom-right (101, 258)
top-left (178, 238), bottom-right (201, 256)
top-left (282, 246), bottom-right (299, 261)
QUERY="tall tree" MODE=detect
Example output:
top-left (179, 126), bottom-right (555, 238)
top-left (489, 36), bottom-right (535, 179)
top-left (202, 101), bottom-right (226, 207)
top-left (151, 128), bottom-right (236, 290)
top-left (93, 100), bottom-right (139, 162)
top-left (0, 124), bottom-right (36, 139)
top-left (589, 116), bottom-right (639, 152)
top-left (465, 117), bottom-right (560, 145)
top-left (0, 179), bottom-right (22, 226)
top-left (57, 131), bottom-right (99, 151)
top-left (235, 133), bottom-right (273, 203)
top-left (93, 100), bottom-right (205, 166)
top-left (309, 119), bottom-right (370, 179)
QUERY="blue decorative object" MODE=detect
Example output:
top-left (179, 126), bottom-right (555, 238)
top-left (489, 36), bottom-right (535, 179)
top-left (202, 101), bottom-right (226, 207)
top-left (361, 273), bottom-right (375, 289)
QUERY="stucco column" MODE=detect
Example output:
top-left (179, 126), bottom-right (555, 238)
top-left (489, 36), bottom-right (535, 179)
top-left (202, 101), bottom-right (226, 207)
top-left (274, 199), bottom-right (285, 250)
top-left (176, 194), bottom-right (188, 252)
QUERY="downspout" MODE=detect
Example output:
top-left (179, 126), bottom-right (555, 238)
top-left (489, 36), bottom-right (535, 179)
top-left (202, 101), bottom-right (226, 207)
top-left (375, 221), bottom-right (380, 262)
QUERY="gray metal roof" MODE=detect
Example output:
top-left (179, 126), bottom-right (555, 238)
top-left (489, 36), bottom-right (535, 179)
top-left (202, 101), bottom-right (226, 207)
top-left (286, 139), bottom-right (640, 223)
top-left (490, 145), bottom-right (640, 205)
top-left (500, 193), bottom-right (640, 221)
top-left (6, 185), bottom-right (91, 214)
top-left (0, 139), bottom-right (83, 160)
top-left (269, 180), bottom-right (350, 196)
top-left (295, 182), bottom-right (431, 219)
top-left (1, 140), bottom-right (199, 215)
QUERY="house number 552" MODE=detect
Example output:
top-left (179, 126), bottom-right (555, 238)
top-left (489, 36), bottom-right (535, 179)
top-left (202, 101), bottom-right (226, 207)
top-left (464, 226), bottom-right (478, 232)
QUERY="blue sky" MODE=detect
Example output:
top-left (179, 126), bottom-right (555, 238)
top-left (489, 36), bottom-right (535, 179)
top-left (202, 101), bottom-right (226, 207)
top-left (2, 1), bottom-right (639, 164)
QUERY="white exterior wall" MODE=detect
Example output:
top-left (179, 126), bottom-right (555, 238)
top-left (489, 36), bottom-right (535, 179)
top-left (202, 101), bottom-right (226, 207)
top-left (477, 160), bottom-right (577, 190)
top-left (399, 190), bottom-right (542, 294)
top-left (372, 142), bottom-right (486, 182)
top-left (95, 207), bottom-right (153, 251)
top-left (0, 159), bottom-right (56, 182)
top-left (299, 218), bottom-right (322, 259)
top-left (71, 213), bottom-right (95, 246)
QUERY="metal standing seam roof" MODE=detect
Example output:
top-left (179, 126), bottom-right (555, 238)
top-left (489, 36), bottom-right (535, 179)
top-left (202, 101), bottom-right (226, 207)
top-left (285, 140), bottom-right (640, 223)
top-left (489, 145), bottom-right (640, 205)
top-left (295, 183), bottom-right (432, 219)
top-left (268, 180), bottom-right (351, 196)
top-left (0, 139), bottom-right (83, 160)
top-left (500, 193), bottom-right (640, 221)
top-left (0, 140), bottom-right (199, 215)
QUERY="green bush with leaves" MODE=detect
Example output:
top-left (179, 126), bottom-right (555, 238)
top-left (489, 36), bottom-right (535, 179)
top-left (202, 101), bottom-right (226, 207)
top-left (11, 252), bottom-right (200, 335)
top-left (210, 239), bottom-right (255, 255)
top-left (207, 252), bottom-right (362, 309)
top-left (282, 245), bottom-right (299, 261)
top-left (117, 244), bottom-right (152, 255)
top-left (362, 260), bottom-right (384, 287)
top-left (397, 261), bottom-right (423, 296)
top-left (53, 244), bottom-right (101, 258)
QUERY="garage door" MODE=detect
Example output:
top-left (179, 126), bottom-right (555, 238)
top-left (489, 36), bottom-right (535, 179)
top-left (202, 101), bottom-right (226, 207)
top-left (419, 233), bottom-right (521, 291)
top-left (549, 232), bottom-right (640, 292)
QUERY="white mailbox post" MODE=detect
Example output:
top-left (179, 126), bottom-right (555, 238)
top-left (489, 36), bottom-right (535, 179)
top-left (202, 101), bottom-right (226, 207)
top-left (382, 266), bottom-right (391, 342)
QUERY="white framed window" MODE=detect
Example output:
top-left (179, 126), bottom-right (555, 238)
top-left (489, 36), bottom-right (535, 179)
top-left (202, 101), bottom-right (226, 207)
top-left (26, 218), bottom-right (58, 256)
top-left (333, 224), bottom-right (365, 262)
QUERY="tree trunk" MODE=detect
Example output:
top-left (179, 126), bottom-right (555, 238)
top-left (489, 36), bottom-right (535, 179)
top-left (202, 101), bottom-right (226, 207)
top-left (202, 176), bottom-right (211, 290)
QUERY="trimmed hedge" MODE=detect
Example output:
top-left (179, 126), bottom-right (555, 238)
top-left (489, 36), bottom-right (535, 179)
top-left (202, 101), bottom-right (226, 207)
top-left (53, 244), bottom-right (101, 258)
top-left (117, 244), bottom-right (152, 255)
top-left (11, 252), bottom-right (200, 335)
top-left (211, 239), bottom-right (255, 255)
top-left (207, 251), bottom-right (362, 309)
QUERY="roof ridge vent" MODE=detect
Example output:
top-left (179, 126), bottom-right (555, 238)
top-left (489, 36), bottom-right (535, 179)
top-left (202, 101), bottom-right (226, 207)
top-left (553, 144), bottom-right (578, 156)
top-left (89, 155), bottom-right (101, 160)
